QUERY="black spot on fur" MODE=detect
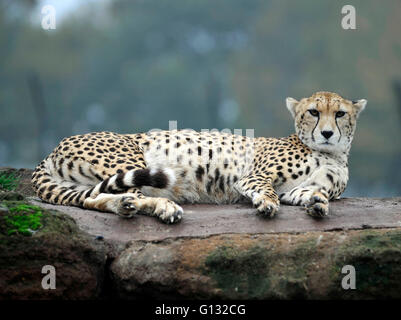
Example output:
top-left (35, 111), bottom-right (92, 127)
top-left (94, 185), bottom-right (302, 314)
top-left (206, 179), bottom-right (213, 193)
top-left (219, 176), bottom-right (225, 192)
top-left (58, 188), bottom-right (68, 197)
top-left (215, 168), bottom-right (220, 182)
top-left (48, 184), bottom-right (57, 192)
top-left (61, 191), bottom-right (73, 204)
top-left (196, 165), bottom-right (205, 181)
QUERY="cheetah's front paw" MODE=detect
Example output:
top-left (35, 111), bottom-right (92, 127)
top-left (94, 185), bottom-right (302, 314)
top-left (252, 193), bottom-right (280, 218)
top-left (306, 192), bottom-right (329, 218)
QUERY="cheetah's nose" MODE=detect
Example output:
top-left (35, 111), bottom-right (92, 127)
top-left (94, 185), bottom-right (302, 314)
top-left (321, 130), bottom-right (334, 140)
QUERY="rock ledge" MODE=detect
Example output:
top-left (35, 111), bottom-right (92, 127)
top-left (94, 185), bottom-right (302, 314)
top-left (0, 168), bottom-right (400, 299)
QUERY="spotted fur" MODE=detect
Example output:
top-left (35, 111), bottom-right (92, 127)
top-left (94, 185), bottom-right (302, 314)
top-left (32, 91), bottom-right (366, 223)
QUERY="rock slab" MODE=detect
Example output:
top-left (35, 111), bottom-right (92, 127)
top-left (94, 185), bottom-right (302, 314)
top-left (1, 167), bottom-right (400, 299)
top-left (31, 197), bottom-right (401, 242)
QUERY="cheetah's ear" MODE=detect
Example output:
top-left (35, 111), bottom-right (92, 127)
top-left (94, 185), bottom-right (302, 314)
top-left (352, 99), bottom-right (367, 116)
top-left (286, 97), bottom-right (299, 118)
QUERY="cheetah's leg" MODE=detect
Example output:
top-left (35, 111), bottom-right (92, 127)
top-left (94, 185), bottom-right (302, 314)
top-left (82, 172), bottom-right (183, 224)
top-left (279, 165), bottom-right (346, 217)
top-left (83, 190), bottom-right (183, 224)
top-left (281, 187), bottom-right (329, 218)
top-left (33, 156), bottom-right (183, 223)
top-left (235, 174), bottom-right (280, 217)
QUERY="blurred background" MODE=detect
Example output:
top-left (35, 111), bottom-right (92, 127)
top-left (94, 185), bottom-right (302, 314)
top-left (0, 0), bottom-right (400, 197)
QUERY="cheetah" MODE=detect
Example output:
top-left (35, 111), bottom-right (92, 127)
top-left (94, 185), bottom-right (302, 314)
top-left (32, 91), bottom-right (366, 223)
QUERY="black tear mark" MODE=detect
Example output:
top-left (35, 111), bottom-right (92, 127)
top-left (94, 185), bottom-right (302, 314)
top-left (311, 114), bottom-right (320, 142)
top-left (335, 117), bottom-right (342, 143)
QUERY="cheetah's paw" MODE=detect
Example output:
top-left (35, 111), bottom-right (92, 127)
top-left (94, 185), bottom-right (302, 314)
top-left (252, 193), bottom-right (280, 218)
top-left (306, 192), bottom-right (329, 218)
top-left (116, 196), bottom-right (139, 218)
top-left (153, 198), bottom-right (183, 224)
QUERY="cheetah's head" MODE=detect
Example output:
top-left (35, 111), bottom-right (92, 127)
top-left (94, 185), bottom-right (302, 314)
top-left (286, 91), bottom-right (366, 154)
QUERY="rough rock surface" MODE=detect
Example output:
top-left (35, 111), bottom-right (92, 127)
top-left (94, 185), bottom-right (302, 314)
top-left (110, 229), bottom-right (401, 299)
top-left (31, 197), bottom-right (401, 242)
top-left (0, 203), bottom-right (106, 299)
top-left (0, 167), bottom-right (400, 299)
top-left (0, 167), bottom-right (36, 197)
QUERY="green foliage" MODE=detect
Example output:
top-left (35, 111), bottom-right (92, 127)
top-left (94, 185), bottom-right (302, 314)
top-left (4, 204), bottom-right (43, 236)
top-left (0, 172), bottom-right (19, 191)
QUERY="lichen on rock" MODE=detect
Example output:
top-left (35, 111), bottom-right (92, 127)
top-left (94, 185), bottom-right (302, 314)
top-left (329, 229), bottom-right (401, 299)
top-left (0, 200), bottom-right (107, 300)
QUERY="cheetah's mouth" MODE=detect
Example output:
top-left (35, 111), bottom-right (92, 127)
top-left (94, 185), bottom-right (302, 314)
top-left (321, 142), bottom-right (333, 145)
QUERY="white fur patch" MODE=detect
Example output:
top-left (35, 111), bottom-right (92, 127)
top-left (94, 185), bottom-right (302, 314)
top-left (123, 170), bottom-right (134, 186)
top-left (162, 167), bottom-right (176, 187)
top-left (107, 175), bottom-right (117, 188)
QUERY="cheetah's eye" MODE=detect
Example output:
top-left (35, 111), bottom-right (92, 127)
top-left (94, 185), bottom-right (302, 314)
top-left (335, 111), bottom-right (346, 118)
top-left (308, 109), bottom-right (319, 117)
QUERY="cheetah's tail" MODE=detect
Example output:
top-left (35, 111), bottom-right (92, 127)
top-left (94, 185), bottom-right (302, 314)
top-left (32, 157), bottom-right (173, 207)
